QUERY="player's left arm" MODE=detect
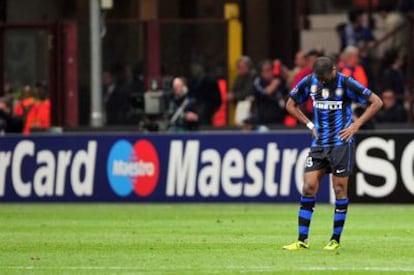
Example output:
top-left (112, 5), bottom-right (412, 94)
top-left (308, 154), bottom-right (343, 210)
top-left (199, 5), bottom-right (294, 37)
top-left (339, 92), bottom-right (383, 141)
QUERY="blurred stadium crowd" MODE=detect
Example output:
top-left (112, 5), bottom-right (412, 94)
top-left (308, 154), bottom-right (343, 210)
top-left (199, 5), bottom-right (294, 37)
top-left (0, 3), bottom-right (410, 133)
top-left (164, 6), bottom-right (409, 131)
top-left (0, 80), bottom-right (50, 134)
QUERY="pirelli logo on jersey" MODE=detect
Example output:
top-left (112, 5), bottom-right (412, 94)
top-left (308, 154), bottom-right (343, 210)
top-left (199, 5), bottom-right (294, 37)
top-left (313, 100), bottom-right (343, 110)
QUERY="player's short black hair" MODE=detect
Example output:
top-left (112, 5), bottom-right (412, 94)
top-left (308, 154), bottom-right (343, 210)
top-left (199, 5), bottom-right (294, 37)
top-left (313, 57), bottom-right (334, 78)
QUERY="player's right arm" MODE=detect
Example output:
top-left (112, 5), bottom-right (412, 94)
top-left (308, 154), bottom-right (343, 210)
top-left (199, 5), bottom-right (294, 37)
top-left (286, 98), bottom-right (317, 138)
top-left (285, 76), bottom-right (317, 138)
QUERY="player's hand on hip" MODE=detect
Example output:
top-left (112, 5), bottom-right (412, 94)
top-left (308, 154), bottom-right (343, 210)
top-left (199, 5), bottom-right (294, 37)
top-left (339, 123), bottom-right (359, 141)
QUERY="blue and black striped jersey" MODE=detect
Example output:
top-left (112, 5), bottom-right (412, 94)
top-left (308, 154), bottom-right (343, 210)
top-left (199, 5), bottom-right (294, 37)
top-left (289, 72), bottom-right (372, 147)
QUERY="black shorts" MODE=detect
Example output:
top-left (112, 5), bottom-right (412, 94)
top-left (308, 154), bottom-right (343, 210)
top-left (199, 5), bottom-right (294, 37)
top-left (304, 143), bottom-right (355, 177)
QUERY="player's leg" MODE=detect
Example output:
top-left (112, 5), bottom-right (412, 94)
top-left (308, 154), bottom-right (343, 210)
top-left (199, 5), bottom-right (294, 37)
top-left (298, 169), bottom-right (325, 242)
top-left (283, 169), bottom-right (325, 250)
top-left (329, 175), bottom-right (349, 246)
top-left (283, 148), bottom-right (327, 250)
top-left (324, 143), bottom-right (354, 250)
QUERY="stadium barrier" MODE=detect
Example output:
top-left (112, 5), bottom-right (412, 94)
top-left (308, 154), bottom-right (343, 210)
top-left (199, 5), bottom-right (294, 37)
top-left (0, 131), bottom-right (412, 203)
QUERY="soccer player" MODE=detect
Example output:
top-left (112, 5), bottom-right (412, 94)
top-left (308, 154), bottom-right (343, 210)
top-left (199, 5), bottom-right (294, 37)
top-left (283, 56), bottom-right (383, 251)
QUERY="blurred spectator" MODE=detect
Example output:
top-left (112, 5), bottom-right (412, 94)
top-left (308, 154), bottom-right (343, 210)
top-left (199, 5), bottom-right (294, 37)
top-left (288, 50), bottom-right (307, 88)
top-left (168, 77), bottom-right (199, 131)
top-left (125, 64), bottom-right (145, 94)
top-left (338, 9), bottom-right (375, 51)
top-left (272, 59), bottom-right (289, 82)
top-left (336, 23), bottom-right (347, 52)
top-left (378, 49), bottom-right (405, 102)
top-left (252, 60), bottom-right (286, 125)
top-left (290, 49), bottom-right (320, 89)
top-left (14, 85), bottom-right (35, 118)
top-left (229, 56), bottom-right (255, 125)
top-left (228, 56), bottom-right (254, 103)
top-left (272, 58), bottom-right (290, 98)
top-left (375, 90), bottom-right (407, 123)
top-left (289, 49), bottom-right (321, 121)
top-left (1, 92), bottom-right (14, 116)
top-left (24, 85), bottom-right (51, 134)
top-left (339, 46), bottom-right (369, 87)
top-left (33, 82), bottom-right (45, 98)
top-left (378, 4), bottom-right (407, 54)
top-left (0, 100), bottom-right (23, 133)
top-left (188, 61), bottom-right (221, 125)
top-left (103, 69), bottom-right (129, 125)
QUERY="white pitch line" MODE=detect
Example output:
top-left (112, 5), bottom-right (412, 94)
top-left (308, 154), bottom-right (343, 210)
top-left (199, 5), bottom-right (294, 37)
top-left (0, 267), bottom-right (153, 273)
top-left (303, 266), bottom-right (414, 272)
top-left (2, 266), bottom-right (414, 272)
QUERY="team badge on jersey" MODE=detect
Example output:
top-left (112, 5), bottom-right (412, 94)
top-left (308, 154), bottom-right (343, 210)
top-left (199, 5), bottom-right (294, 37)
top-left (322, 88), bottom-right (330, 99)
top-left (335, 88), bottom-right (343, 97)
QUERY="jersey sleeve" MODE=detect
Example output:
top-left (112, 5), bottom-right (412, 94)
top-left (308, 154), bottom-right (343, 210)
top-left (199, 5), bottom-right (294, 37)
top-left (345, 77), bottom-right (372, 104)
top-left (289, 75), bottom-right (310, 104)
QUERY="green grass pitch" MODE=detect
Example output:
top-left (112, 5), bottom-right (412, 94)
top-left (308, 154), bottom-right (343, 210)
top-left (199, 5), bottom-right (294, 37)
top-left (1, 203), bottom-right (414, 274)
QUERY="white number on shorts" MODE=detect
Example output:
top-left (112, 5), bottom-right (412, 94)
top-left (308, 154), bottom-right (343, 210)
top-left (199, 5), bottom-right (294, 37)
top-left (305, 156), bottom-right (313, 168)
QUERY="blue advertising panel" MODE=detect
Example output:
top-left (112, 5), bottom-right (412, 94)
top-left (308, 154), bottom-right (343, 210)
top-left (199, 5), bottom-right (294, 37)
top-left (0, 132), bottom-right (331, 202)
